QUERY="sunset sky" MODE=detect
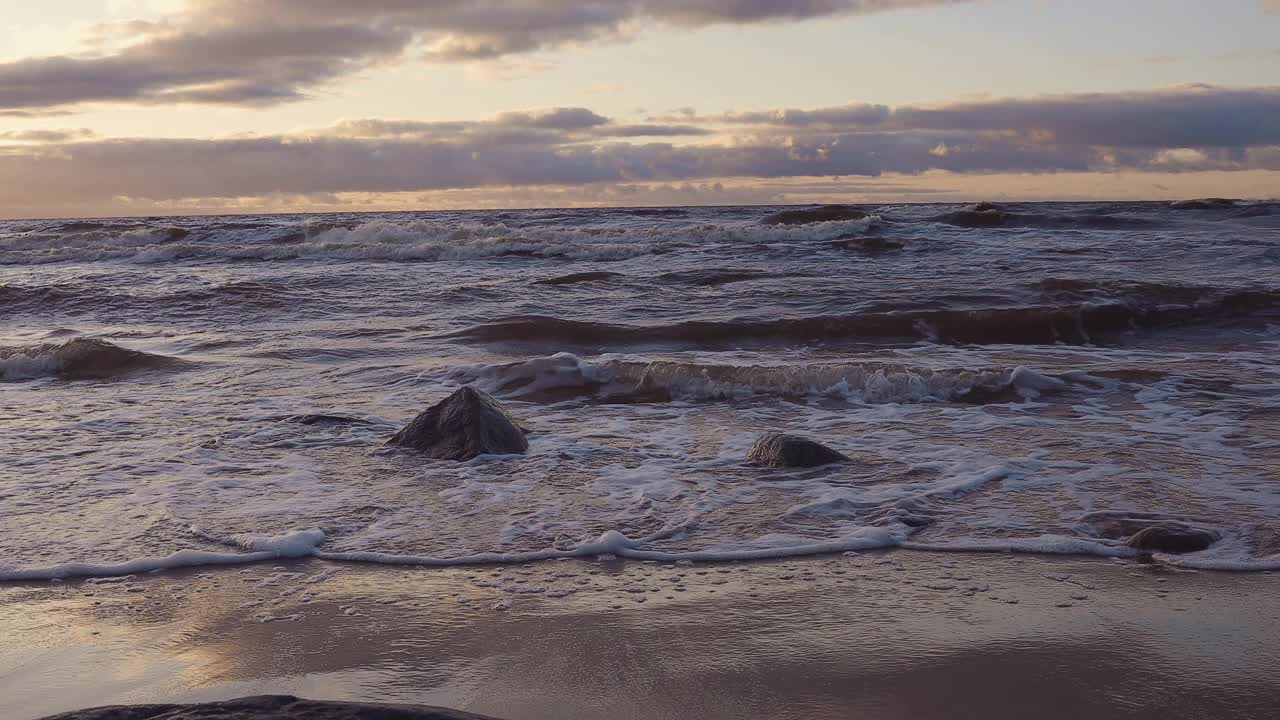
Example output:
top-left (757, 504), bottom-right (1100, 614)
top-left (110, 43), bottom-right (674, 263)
top-left (1, 0), bottom-right (1278, 218)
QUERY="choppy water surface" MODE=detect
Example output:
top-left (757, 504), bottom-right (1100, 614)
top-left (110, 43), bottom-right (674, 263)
top-left (2, 201), bottom-right (1278, 578)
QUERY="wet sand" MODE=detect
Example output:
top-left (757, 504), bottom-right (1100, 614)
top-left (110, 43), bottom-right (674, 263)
top-left (3, 551), bottom-right (1278, 720)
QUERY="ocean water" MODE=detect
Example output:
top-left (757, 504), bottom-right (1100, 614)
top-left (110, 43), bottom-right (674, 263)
top-left (2, 200), bottom-right (1278, 579)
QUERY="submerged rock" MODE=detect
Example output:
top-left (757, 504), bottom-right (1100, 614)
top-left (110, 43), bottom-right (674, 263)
top-left (1126, 524), bottom-right (1219, 554)
top-left (829, 235), bottom-right (904, 253)
top-left (38, 695), bottom-right (501, 719)
top-left (747, 432), bottom-right (849, 468)
top-left (387, 386), bottom-right (529, 460)
top-left (761, 205), bottom-right (868, 226)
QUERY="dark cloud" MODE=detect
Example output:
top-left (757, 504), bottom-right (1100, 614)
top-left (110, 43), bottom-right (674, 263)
top-left (703, 103), bottom-right (894, 128)
top-left (0, 0), bottom-right (970, 111)
top-left (494, 107), bottom-right (609, 130)
top-left (892, 86), bottom-right (1280, 148)
top-left (674, 86), bottom-right (1280, 149)
top-left (2, 86), bottom-right (1277, 211)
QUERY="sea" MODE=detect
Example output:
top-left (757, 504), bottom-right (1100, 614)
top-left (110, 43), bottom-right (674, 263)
top-left (2, 200), bottom-right (1278, 580)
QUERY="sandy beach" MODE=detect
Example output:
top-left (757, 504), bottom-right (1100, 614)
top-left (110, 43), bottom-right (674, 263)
top-left (5, 551), bottom-right (1278, 720)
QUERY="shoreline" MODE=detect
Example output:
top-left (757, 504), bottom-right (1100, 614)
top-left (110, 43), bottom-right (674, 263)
top-left (6, 550), bottom-right (1278, 720)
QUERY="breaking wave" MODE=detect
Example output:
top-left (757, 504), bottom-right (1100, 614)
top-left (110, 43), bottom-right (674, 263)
top-left (0, 338), bottom-right (187, 381)
top-left (0, 215), bottom-right (881, 266)
top-left (445, 286), bottom-right (1280, 348)
top-left (934, 203), bottom-right (1156, 229)
top-left (447, 352), bottom-right (1072, 404)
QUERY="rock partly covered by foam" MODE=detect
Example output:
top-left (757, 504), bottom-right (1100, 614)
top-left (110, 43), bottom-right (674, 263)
top-left (387, 386), bottom-right (529, 460)
top-left (747, 432), bottom-right (849, 468)
top-left (761, 205), bottom-right (868, 226)
top-left (37, 695), bottom-right (501, 720)
top-left (1126, 523), bottom-right (1219, 554)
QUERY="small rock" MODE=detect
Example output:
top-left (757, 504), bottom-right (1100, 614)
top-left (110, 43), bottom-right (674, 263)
top-left (747, 432), bottom-right (848, 468)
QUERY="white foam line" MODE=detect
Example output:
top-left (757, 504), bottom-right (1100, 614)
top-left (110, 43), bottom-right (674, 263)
top-left (0, 549), bottom-right (281, 581)
top-left (902, 535), bottom-right (1134, 559)
top-left (8, 529), bottom-right (1277, 582)
top-left (1164, 556), bottom-right (1280, 572)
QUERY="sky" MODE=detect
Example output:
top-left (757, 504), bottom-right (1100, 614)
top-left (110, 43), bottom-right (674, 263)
top-left (0, 0), bottom-right (1278, 218)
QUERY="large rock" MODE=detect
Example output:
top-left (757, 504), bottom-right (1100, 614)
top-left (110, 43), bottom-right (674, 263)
top-left (747, 432), bottom-right (849, 468)
top-left (387, 386), bottom-right (529, 460)
top-left (761, 205), bottom-right (868, 226)
top-left (38, 695), bottom-right (501, 719)
top-left (1126, 523), bottom-right (1219, 554)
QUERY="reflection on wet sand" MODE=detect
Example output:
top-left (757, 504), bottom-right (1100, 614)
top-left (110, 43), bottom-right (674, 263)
top-left (5, 552), bottom-right (1279, 720)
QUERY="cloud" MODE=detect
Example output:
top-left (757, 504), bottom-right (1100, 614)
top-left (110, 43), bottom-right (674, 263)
top-left (494, 107), bottom-right (609, 130)
top-left (667, 86), bottom-right (1280, 149)
top-left (309, 109), bottom-right (709, 143)
top-left (0, 0), bottom-right (971, 111)
top-left (2, 86), bottom-right (1278, 212)
top-left (0, 128), bottom-right (96, 142)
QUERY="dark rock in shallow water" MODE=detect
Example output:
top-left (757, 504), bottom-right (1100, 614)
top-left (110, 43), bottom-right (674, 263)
top-left (829, 235), bottom-right (904, 253)
top-left (747, 432), bottom-right (849, 468)
top-left (387, 386), bottom-right (529, 460)
top-left (968, 202), bottom-right (1004, 213)
top-left (38, 695), bottom-right (501, 719)
top-left (1126, 524), bottom-right (1219, 554)
top-left (761, 205), bottom-right (867, 226)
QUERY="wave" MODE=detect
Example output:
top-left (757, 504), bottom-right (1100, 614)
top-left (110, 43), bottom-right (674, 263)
top-left (0, 215), bottom-right (883, 266)
top-left (535, 268), bottom-right (826, 288)
top-left (761, 205), bottom-right (869, 226)
top-left (654, 269), bottom-right (819, 286)
top-left (0, 279), bottom-right (323, 315)
top-left (1169, 198), bottom-right (1238, 210)
top-left (0, 283), bottom-right (83, 313)
top-left (0, 338), bottom-right (187, 381)
top-left (935, 203), bottom-right (1155, 230)
top-left (533, 271), bottom-right (624, 286)
top-left (444, 287), bottom-right (1280, 348)
top-left (447, 352), bottom-right (1070, 405)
